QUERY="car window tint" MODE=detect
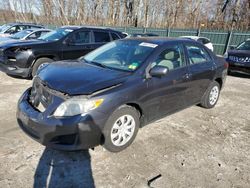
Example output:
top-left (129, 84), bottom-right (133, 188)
top-left (152, 44), bottom-right (185, 71)
top-left (94, 31), bottom-right (111, 42)
top-left (71, 31), bottom-right (90, 44)
top-left (30, 26), bottom-right (41, 29)
top-left (27, 31), bottom-right (42, 39)
top-left (186, 45), bottom-right (211, 64)
top-left (197, 38), bottom-right (204, 44)
top-left (40, 31), bottom-right (50, 37)
top-left (5, 25), bottom-right (25, 34)
top-left (202, 38), bottom-right (210, 44)
top-left (111, 32), bottom-right (120, 40)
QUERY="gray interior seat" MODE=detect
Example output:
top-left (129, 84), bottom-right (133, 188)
top-left (158, 51), bottom-right (175, 70)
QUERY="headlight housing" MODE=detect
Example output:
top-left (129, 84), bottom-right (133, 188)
top-left (53, 98), bottom-right (104, 117)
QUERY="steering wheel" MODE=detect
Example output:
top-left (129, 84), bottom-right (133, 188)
top-left (111, 53), bottom-right (126, 65)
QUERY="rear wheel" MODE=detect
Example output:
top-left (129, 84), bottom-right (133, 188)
top-left (200, 81), bottom-right (220, 109)
top-left (31, 57), bottom-right (53, 77)
top-left (102, 105), bottom-right (140, 152)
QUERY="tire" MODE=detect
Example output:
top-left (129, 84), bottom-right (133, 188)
top-left (31, 58), bottom-right (53, 77)
top-left (200, 81), bottom-right (220, 109)
top-left (102, 105), bottom-right (140, 152)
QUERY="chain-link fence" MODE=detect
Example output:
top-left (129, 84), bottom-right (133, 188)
top-left (111, 26), bottom-right (250, 55)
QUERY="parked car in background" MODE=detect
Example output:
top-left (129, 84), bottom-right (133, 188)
top-left (0, 29), bottom-right (52, 43)
top-left (180, 36), bottom-right (214, 51)
top-left (17, 38), bottom-right (228, 152)
top-left (128, 33), bottom-right (159, 38)
top-left (224, 39), bottom-right (250, 74)
top-left (0, 23), bottom-right (44, 37)
top-left (0, 26), bottom-right (125, 78)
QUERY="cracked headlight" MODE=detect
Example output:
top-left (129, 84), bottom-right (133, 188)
top-left (53, 98), bottom-right (104, 117)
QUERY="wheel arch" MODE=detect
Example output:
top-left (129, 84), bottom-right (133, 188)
top-left (214, 77), bottom-right (223, 89)
top-left (31, 55), bottom-right (58, 67)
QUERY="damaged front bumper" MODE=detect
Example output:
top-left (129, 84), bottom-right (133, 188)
top-left (0, 56), bottom-right (30, 77)
top-left (16, 88), bottom-right (106, 151)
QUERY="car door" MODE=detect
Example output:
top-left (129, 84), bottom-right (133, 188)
top-left (184, 43), bottom-right (215, 105)
top-left (144, 43), bottom-right (190, 121)
top-left (62, 29), bottom-right (93, 60)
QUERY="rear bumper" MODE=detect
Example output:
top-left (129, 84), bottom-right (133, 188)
top-left (0, 59), bottom-right (30, 78)
top-left (17, 89), bottom-right (104, 151)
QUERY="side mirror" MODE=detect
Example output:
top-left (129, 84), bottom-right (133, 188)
top-left (63, 38), bottom-right (74, 46)
top-left (149, 66), bottom-right (168, 78)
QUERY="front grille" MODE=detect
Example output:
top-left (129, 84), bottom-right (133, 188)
top-left (29, 77), bottom-right (52, 111)
top-left (228, 55), bottom-right (250, 63)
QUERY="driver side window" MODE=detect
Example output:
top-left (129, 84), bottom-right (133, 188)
top-left (152, 44), bottom-right (185, 71)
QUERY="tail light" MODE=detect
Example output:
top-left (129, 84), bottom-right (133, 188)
top-left (224, 62), bottom-right (229, 69)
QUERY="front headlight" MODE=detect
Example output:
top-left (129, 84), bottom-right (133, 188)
top-left (53, 98), bottom-right (104, 117)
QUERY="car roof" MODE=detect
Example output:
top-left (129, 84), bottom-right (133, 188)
top-left (180, 36), bottom-right (210, 41)
top-left (121, 37), bottom-right (194, 45)
top-left (60, 25), bottom-right (122, 33)
top-left (6, 22), bottom-right (43, 27)
top-left (31, 28), bottom-right (52, 32)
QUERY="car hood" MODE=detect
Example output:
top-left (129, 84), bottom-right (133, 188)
top-left (0, 37), bottom-right (14, 43)
top-left (0, 39), bottom-right (53, 49)
top-left (38, 60), bottom-right (131, 95)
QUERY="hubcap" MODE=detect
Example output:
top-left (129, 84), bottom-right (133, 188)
top-left (111, 115), bottom-right (136, 147)
top-left (209, 86), bottom-right (219, 105)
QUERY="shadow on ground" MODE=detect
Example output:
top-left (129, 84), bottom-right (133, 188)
top-left (34, 148), bottom-right (95, 188)
top-left (228, 71), bottom-right (250, 79)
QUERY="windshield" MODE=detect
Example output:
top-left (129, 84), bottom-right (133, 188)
top-left (0, 24), bottom-right (11, 33)
top-left (236, 40), bottom-right (250, 51)
top-left (38, 28), bottom-right (73, 41)
top-left (82, 40), bottom-right (157, 72)
top-left (10, 30), bottom-right (33, 39)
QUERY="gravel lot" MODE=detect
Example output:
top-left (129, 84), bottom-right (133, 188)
top-left (0, 71), bottom-right (249, 188)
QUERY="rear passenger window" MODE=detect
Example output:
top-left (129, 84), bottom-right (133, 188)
top-left (186, 45), bottom-right (211, 64)
top-left (152, 44), bottom-right (185, 71)
top-left (111, 33), bottom-right (120, 40)
top-left (71, 31), bottom-right (90, 44)
top-left (94, 31), bottom-right (111, 42)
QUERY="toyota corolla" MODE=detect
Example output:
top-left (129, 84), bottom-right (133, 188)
top-left (17, 38), bottom-right (228, 152)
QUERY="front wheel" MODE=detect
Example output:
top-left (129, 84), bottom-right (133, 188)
top-left (200, 81), bottom-right (220, 109)
top-left (102, 105), bottom-right (140, 152)
top-left (31, 58), bottom-right (54, 77)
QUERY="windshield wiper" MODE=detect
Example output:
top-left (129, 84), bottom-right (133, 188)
top-left (90, 61), bottom-right (109, 68)
top-left (82, 58), bottom-right (109, 69)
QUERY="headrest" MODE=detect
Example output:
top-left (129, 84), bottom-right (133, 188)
top-left (164, 51), bottom-right (174, 60)
top-left (164, 51), bottom-right (180, 60)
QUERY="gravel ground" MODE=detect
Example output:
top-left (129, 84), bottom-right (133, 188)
top-left (0, 71), bottom-right (249, 188)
